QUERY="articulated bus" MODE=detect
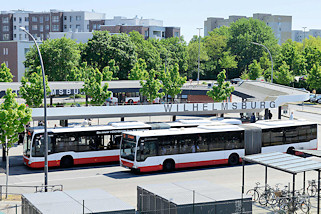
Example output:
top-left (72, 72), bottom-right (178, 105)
top-left (120, 120), bottom-right (318, 172)
top-left (23, 120), bottom-right (216, 168)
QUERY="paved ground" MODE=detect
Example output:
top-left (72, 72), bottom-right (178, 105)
top-left (0, 104), bottom-right (320, 213)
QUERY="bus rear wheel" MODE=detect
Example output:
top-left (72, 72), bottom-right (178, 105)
top-left (60, 156), bottom-right (74, 168)
top-left (163, 159), bottom-right (175, 172)
top-left (228, 153), bottom-right (239, 166)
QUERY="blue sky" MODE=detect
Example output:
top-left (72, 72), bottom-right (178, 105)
top-left (3, 0), bottom-right (321, 42)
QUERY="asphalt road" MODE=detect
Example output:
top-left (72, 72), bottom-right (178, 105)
top-left (0, 106), bottom-right (321, 213)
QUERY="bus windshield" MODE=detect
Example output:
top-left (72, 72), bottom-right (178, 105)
top-left (120, 139), bottom-right (136, 161)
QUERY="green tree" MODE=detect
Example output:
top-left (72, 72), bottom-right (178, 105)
top-left (102, 60), bottom-right (119, 81)
top-left (207, 70), bottom-right (234, 102)
top-left (275, 61), bottom-right (294, 86)
top-left (128, 58), bottom-right (148, 80)
top-left (219, 51), bottom-right (238, 79)
top-left (140, 69), bottom-right (164, 103)
top-left (159, 37), bottom-right (188, 74)
top-left (82, 67), bottom-right (111, 105)
top-left (129, 31), bottom-right (162, 71)
top-left (159, 63), bottom-right (186, 102)
top-left (228, 18), bottom-right (279, 76)
top-left (24, 37), bottom-right (81, 81)
top-left (247, 60), bottom-right (263, 80)
top-left (81, 31), bottom-right (137, 79)
top-left (0, 63), bottom-right (13, 82)
top-left (276, 40), bottom-right (306, 76)
top-left (0, 88), bottom-right (32, 148)
top-left (307, 64), bottom-right (321, 91)
top-left (20, 67), bottom-right (51, 107)
top-left (186, 37), bottom-right (208, 78)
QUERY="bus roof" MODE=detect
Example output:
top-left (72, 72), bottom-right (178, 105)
top-left (243, 119), bottom-right (315, 129)
top-left (123, 124), bottom-right (243, 138)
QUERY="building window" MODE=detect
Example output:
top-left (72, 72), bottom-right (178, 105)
top-left (64, 16), bottom-right (67, 20)
top-left (25, 17), bottom-right (29, 22)
top-left (145, 31), bottom-right (148, 37)
top-left (76, 16), bottom-right (81, 21)
top-left (19, 17), bottom-right (22, 23)
top-left (40, 33), bottom-right (44, 40)
top-left (19, 34), bottom-right (22, 40)
top-left (64, 25), bottom-right (67, 29)
top-left (2, 17), bottom-right (9, 23)
top-left (25, 26), bottom-right (29, 30)
top-left (40, 16), bottom-right (43, 23)
top-left (3, 48), bottom-right (8, 55)
top-left (46, 25), bottom-right (49, 30)
top-left (52, 25), bottom-right (59, 31)
top-left (52, 16), bottom-right (59, 23)
top-left (162, 32), bottom-right (165, 38)
top-left (2, 26), bottom-right (9, 31)
top-left (40, 25), bottom-right (43, 32)
top-left (93, 24), bottom-right (97, 30)
top-left (25, 34), bottom-right (27, 39)
top-left (70, 16), bottom-right (73, 22)
top-left (14, 26), bottom-right (17, 30)
top-left (76, 25), bottom-right (80, 30)
top-left (45, 16), bottom-right (49, 22)
top-left (14, 34), bottom-right (16, 38)
top-left (31, 17), bottom-right (38, 22)
top-left (87, 24), bottom-right (89, 30)
top-left (4, 61), bottom-right (8, 67)
top-left (32, 25), bottom-right (38, 30)
top-left (13, 17), bottom-right (16, 22)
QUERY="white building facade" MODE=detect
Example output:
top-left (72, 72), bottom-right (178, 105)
top-left (62, 11), bottom-right (105, 33)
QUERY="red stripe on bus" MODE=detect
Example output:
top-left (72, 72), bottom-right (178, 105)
top-left (25, 155), bottom-right (119, 168)
top-left (121, 160), bottom-right (134, 168)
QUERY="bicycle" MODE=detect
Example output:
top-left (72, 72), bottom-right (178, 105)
top-left (307, 179), bottom-right (317, 197)
top-left (246, 182), bottom-right (262, 202)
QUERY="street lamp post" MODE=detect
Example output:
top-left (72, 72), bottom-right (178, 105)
top-left (20, 27), bottom-right (48, 192)
top-left (251, 42), bottom-right (274, 83)
top-left (196, 28), bottom-right (203, 85)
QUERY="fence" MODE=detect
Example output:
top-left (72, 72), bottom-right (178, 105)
top-left (0, 184), bottom-right (63, 201)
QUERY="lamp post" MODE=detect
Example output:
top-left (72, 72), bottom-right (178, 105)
top-left (20, 27), bottom-right (48, 192)
top-left (196, 27), bottom-right (203, 84)
top-left (251, 42), bottom-right (274, 83)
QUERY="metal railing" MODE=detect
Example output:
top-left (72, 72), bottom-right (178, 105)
top-left (0, 184), bottom-right (63, 200)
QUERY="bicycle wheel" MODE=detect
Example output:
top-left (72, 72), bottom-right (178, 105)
top-left (267, 193), bottom-right (277, 205)
top-left (307, 185), bottom-right (317, 197)
top-left (246, 189), bottom-right (259, 202)
top-left (300, 200), bottom-right (310, 213)
top-left (278, 198), bottom-right (289, 212)
top-left (259, 193), bottom-right (268, 206)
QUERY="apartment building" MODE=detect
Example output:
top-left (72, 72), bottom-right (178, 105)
top-left (292, 29), bottom-right (321, 42)
top-left (0, 40), bottom-right (38, 81)
top-left (92, 16), bottom-right (180, 39)
top-left (62, 11), bottom-right (105, 33)
top-left (204, 13), bottom-right (292, 44)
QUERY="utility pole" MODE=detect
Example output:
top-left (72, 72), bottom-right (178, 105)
top-left (196, 28), bottom-right (203, 85)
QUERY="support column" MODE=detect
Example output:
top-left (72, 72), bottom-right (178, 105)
top-left (121, 117), bottom-right (124, 122)
top-left (303, 172), bottom-right (306, 194)
top-left (292, 174), bottom-right (296, 212)
top-left (278, 106), bottom-right (282, 119)
top-left (241, 159), bottom-right (245, 214)
top-left (317, 170), bottom-right (320, 214)
top-left (172, 115), bottom-right (176, 122)
top-left (265, 166), bottom-right (268, 192)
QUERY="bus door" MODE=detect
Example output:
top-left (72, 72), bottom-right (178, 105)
top-left (243, 126), bottom-right (262, 155)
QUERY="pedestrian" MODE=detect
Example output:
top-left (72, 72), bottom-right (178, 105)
top-left (289, 112), bottom-right (294, 120)
top-left (250, 113), bottom-right (256, 123)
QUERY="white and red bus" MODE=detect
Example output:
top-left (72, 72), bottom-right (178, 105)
top-left (23, 119), bottom-right (216, 168)
top-left (120, 120), bottom-right (318, 173)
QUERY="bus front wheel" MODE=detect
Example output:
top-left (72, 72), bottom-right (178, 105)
top-left (60, 156), bottom-right (74, 168)
top-left (163, 159), bottom-right (175, 172)
top-left (228, 153), bottom-right (239, 166)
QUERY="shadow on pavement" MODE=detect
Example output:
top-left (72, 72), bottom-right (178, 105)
top-left (103, 163), bottom-right (239, 179)
top-left (0, 156), bottom-right (119, 176)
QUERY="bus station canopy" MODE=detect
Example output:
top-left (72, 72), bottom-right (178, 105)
top-left (243, 152), bottom-right (321, 174)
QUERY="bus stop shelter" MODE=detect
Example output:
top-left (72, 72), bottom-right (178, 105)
top-left (242, 152), bottom-right (321, 214)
